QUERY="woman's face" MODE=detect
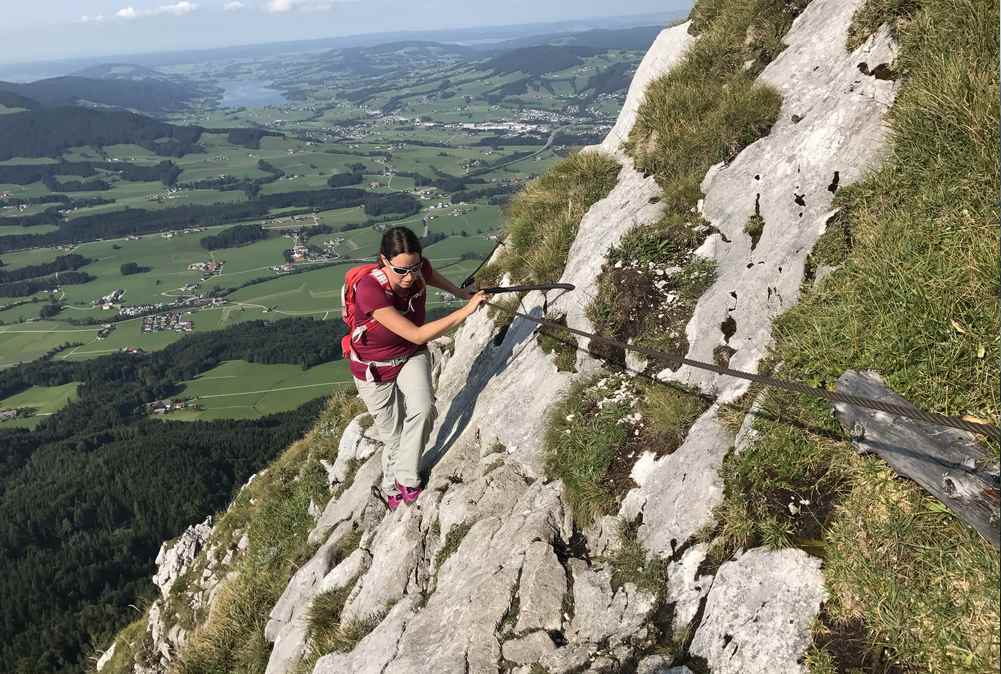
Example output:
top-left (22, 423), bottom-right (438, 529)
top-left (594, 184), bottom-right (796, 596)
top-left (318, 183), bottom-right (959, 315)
top-left (382, 252), bottom-right (422, 289)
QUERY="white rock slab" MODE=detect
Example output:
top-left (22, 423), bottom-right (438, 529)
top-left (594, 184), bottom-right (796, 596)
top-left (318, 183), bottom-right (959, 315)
top-left (690, 548), bottom-right (826, 673)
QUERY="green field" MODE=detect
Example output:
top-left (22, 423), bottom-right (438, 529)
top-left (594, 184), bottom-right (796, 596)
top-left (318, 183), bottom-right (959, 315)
top-left (0, 382), bottom-right (80, 429)
top-left (167, 359), bottom-right (353, 421)
top-left (0, 39), bottom-right (634, 417)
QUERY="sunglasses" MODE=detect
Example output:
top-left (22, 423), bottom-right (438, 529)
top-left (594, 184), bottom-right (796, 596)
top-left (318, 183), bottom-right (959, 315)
top-left (385, 257), bottom-right (423, 276)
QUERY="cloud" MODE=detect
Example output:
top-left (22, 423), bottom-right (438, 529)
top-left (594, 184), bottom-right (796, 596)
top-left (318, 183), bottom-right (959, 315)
top-left (79, 14), bottom-right (106, 23)
top-left (224, 1), bottom-right (245, 10)
top-left (159, 1), bottom-right (199, 15)
top-left (114, 2), bottom-right (199, 19)
top-left (265, 0), bottom-right (337, 14)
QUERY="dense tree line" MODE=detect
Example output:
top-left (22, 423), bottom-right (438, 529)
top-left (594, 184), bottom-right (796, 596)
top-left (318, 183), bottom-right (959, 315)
top-left (43, 175), bottom-right (111, 192)
top-left (0, 271), bottom-right (94, 297)
top-left (327, 170), bottom-right (365, 188)
top-left (0, 160), bottom-right (181, 187)
top-left (0, 189), bottom-right (416, 253)
top-left (0, 206), bottom-right (62, 227)
top-left (482, 45), bottom-right (602, 76)
top-left (420, 231), bottom-right (448, 247)
top-left (587, 62), bottom-right (634, 95)
top-left (0, 107), bottom-right (204, 161)
top-left (0, 75), bottom-right (200, 113)
top-left (224, 127), bottom-right (283, 149)
top-left (180, 159), bottom-right (284, 198)
top-left (201, 223), bottom-right (268, 250)
top-left (451, 183), bottom-right (520, 204)
top-left (0, 254), bottom-right (90, 284)
top-left (0, 318), bottom-right (346, 673)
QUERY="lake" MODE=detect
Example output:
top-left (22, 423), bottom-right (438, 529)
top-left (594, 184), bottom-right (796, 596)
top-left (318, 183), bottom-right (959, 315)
top-left (217, 79), bottom-right (288, 108)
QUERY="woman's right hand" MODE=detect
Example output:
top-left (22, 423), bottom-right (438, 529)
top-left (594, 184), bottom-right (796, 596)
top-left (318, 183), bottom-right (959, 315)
top-left (462, 291), bottom-right (488, 317)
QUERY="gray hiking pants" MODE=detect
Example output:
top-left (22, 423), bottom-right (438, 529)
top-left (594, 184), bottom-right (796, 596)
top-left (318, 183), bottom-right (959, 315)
top-left (353, 349), bottom-right (437, 492)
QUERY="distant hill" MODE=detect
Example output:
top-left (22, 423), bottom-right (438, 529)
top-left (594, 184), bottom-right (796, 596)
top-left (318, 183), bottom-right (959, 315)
top-left (72, 63), bottom-right (174, 82)
top-left (486, 25), bottom-right (665, 52)
top-left (0, 91), bottom-right (40, 110)
top-left (0, 75), bottom-right (200, 114)
top-left (318, 41), bottom-right (473, 77)
top-left (482, 45), bottom-right (602, 76)
top-left (0, 107), bottom-right (204, 160)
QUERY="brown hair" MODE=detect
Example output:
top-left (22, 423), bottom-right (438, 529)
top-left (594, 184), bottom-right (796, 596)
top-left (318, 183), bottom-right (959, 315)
top-left (379, 226), bottom-right (422, 262)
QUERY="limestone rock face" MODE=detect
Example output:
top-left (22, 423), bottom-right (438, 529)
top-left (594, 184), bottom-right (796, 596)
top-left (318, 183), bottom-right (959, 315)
top-left (665, 0), bottom-right (900, 403)
top-left (620, 407), bottom-right (732, 558)
top-left (689, 548), bottom-right (827, 673)
top-left (153, 516), bottom-right (213, 599)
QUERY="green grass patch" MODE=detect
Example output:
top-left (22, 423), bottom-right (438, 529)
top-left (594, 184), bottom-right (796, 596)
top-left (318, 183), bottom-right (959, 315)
top-left (544, 374), bottom-right (708, 527)
top-left (845, 0), bottom-right (920, 51)
top-left (706, 0), bottom-right (1000, 669)
top-left (173, 392), bottom-right (365, 674)
top-left (607, 521), bottom-right (668, 597)
top-left (0, 381), bottom-right (79, 429)
top-left (544, 374), bottom-right (633, 527)
top-left (476, 151), bottom-right (620, 287)
top-left (628, 0), bottom-right (806, 217)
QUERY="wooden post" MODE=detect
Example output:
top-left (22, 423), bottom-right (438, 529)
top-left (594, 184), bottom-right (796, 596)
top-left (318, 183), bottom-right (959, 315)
top-left (834, 370), bottom-right (1000, 549)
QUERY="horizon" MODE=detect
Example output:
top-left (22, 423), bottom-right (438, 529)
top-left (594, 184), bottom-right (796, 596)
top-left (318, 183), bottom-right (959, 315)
top-left (0, 2), bottom-right (692, 76)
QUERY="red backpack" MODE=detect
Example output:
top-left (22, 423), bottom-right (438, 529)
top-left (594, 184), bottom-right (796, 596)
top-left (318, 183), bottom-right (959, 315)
top-left (340, 263), bottom-right (383, 358)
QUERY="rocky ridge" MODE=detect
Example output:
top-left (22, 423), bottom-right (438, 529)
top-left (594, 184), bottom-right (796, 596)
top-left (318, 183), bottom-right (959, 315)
top-left (98, 1), bottom-right (900, 671)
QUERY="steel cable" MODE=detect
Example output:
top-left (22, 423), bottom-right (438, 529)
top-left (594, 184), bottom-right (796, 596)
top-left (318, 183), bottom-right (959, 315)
top-left (484, 298), bottom-right (1001, 441)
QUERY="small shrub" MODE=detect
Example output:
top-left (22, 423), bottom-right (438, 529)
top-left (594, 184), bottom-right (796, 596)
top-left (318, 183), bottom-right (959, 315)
top-left (744, 213), bottom-right (765, 250)
top-left (586, 217), bottom-right (717, 369)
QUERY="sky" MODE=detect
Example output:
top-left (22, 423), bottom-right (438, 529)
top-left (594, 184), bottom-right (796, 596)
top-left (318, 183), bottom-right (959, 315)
top-left (0, 1), bottom-right (693, 66)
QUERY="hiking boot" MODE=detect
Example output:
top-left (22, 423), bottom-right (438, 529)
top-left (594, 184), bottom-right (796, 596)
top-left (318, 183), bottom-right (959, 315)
top-left (386, 490), bottom-right (404, 511)
top-left (394, 480), bottom-right (422, 505)
top-left (372, 485), bottom-right (404, 511)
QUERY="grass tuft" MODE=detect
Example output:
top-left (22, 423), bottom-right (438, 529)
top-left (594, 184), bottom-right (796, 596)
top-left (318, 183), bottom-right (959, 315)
top-left (434, 521), bottom-right (473, 571)
top-left (586, 215), bottom-right (717, 369)
top-left (476, 151), bottom-right (620, 287)
top-left (536, 314), bottom-right (578, 373)
top-left (607, 521), bottom-right (668, 597)
top-left (845, 0), bottom-right (920, 51)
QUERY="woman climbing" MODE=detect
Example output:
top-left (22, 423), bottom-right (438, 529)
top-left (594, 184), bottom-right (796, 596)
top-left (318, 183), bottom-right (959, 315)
top-left (342, 226), bottom-right (487, 510)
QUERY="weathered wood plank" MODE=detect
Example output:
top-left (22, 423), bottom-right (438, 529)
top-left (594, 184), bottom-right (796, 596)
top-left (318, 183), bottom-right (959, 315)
top-left (834, 370), bottom-right (1000, 549)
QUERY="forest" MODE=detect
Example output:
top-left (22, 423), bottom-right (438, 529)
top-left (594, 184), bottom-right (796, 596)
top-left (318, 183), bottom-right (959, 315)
top-left (201, 223), bottom-right (269, 250)
top-left (0, 189), bottom-right (419, 253)
top-left (0, 254), bottom-right (91, 284)
top-left (0, 107), bottom-right (205, 160)
top-left (0, 317), bottom-right (347, 674)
